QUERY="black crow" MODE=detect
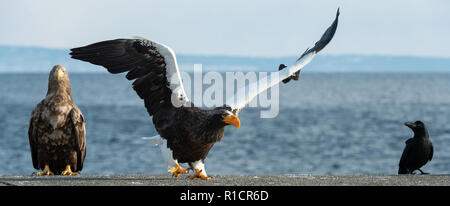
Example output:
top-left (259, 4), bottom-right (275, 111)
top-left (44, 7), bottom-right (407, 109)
top-left (398, 121), bottom-right (433, 174)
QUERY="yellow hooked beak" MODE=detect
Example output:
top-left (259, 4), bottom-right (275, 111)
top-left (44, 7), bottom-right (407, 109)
top-left (223, 114), bottom-right (240, 128)
top-left (57, 69), bottom-right (64, 80)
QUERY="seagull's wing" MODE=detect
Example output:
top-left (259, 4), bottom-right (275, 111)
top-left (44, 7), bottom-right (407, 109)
top-left (70, 38), bottom-right (191, 116)
top-left (227, 8), bottom-right (340, 114)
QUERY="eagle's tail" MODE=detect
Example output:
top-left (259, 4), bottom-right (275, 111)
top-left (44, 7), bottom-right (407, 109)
top-left (142, 135), bottom-right (177, 172)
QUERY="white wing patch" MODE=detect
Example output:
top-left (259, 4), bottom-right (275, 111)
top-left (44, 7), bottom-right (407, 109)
top-left (133, 36), bottom-right (190, 107)
top-left (151, 41), bottom-right (191, 107)
top-left (227, 51), bottom-right (316, 114)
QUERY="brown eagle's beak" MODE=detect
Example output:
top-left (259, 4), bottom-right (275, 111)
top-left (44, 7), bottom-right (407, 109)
top-left (223, 114), bottom-right (240, 128)
top-left (57, 69), bottom-right (64, 80)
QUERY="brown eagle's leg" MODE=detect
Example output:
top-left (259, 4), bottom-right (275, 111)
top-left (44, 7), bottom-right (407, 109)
top-left (36, 164), bottom-right (54, 176)
top-left (61, 165), bottom-right (79, 176)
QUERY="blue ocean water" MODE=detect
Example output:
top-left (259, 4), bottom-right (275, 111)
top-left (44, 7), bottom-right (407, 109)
top-left (0, 73), bottom-right (449, 175)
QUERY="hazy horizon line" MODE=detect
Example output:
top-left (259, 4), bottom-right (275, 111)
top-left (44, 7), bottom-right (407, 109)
top-left (2, 44), bottom-right (450, 60)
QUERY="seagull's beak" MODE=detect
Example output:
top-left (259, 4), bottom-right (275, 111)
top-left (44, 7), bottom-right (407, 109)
top-left (57, 70), bottom-right (64, 80)
top-left (223, 114), bottom-right (240, 128)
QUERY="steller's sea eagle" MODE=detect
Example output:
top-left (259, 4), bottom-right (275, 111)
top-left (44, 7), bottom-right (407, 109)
top-left (70, 8), bottom-right (339, 180)
top-left (28, 65), bottom-right (86, 176)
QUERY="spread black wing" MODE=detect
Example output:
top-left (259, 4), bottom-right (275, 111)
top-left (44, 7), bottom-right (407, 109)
top-left (282, 7), bottom-right (340, 83)
top-left (70, 38), bottom-right (190, 116)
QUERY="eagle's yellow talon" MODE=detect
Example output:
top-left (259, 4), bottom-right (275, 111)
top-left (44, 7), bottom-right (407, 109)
top-left (61, 165), bottom-right (79, 176)
top-left (36, 165), bottom-right (54, 176)
top-left (189, 169), bottom-right (211, 180)
top-left (169, 163), bottom-right (190, 178)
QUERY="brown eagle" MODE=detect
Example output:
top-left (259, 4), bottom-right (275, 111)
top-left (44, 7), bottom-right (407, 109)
top-left (28, 65), bottom-right (86, 176)
top-left (70, 9), bottom-right (339, 180)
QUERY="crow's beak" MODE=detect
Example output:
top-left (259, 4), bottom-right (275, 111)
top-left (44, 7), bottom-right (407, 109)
top-left (404, 122), bottom-right (415, 129)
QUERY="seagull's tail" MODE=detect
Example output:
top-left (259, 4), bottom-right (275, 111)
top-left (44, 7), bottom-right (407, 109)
top-left (142, 135), bottom-right (176, 172)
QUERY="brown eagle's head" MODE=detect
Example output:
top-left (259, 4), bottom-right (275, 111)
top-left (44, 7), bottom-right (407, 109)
top-left (47, 65), bottom-right (72, 96)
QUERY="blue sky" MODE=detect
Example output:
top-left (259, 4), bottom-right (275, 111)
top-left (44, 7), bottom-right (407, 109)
top-left (1, 0), bottom-right (450, 57)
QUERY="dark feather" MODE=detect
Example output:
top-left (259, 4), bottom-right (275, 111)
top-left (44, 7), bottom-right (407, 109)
top-left (281, 8), bottom-right (339, 84)
top-left (69, 107), bottom-right (86, 171)
top-left (70, 39), bottom-right (172, 118)
top-left (296, 7), bottom-right (340, 61)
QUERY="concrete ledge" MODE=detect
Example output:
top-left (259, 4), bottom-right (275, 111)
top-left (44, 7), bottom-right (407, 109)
top-left (1, 174), bottom-right (449, 186)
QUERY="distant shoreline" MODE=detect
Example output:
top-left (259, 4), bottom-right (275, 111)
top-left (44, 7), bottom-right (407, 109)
top-left (2, 45), bottom-right (450, 73)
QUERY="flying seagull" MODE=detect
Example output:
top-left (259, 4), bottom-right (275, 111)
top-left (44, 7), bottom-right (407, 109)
top-left (28, 65), bottom-right (86, 176)
top-left (398, 121), bottom-right (433, 174)
top-left (70, 8), bottom-right (339, 180)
